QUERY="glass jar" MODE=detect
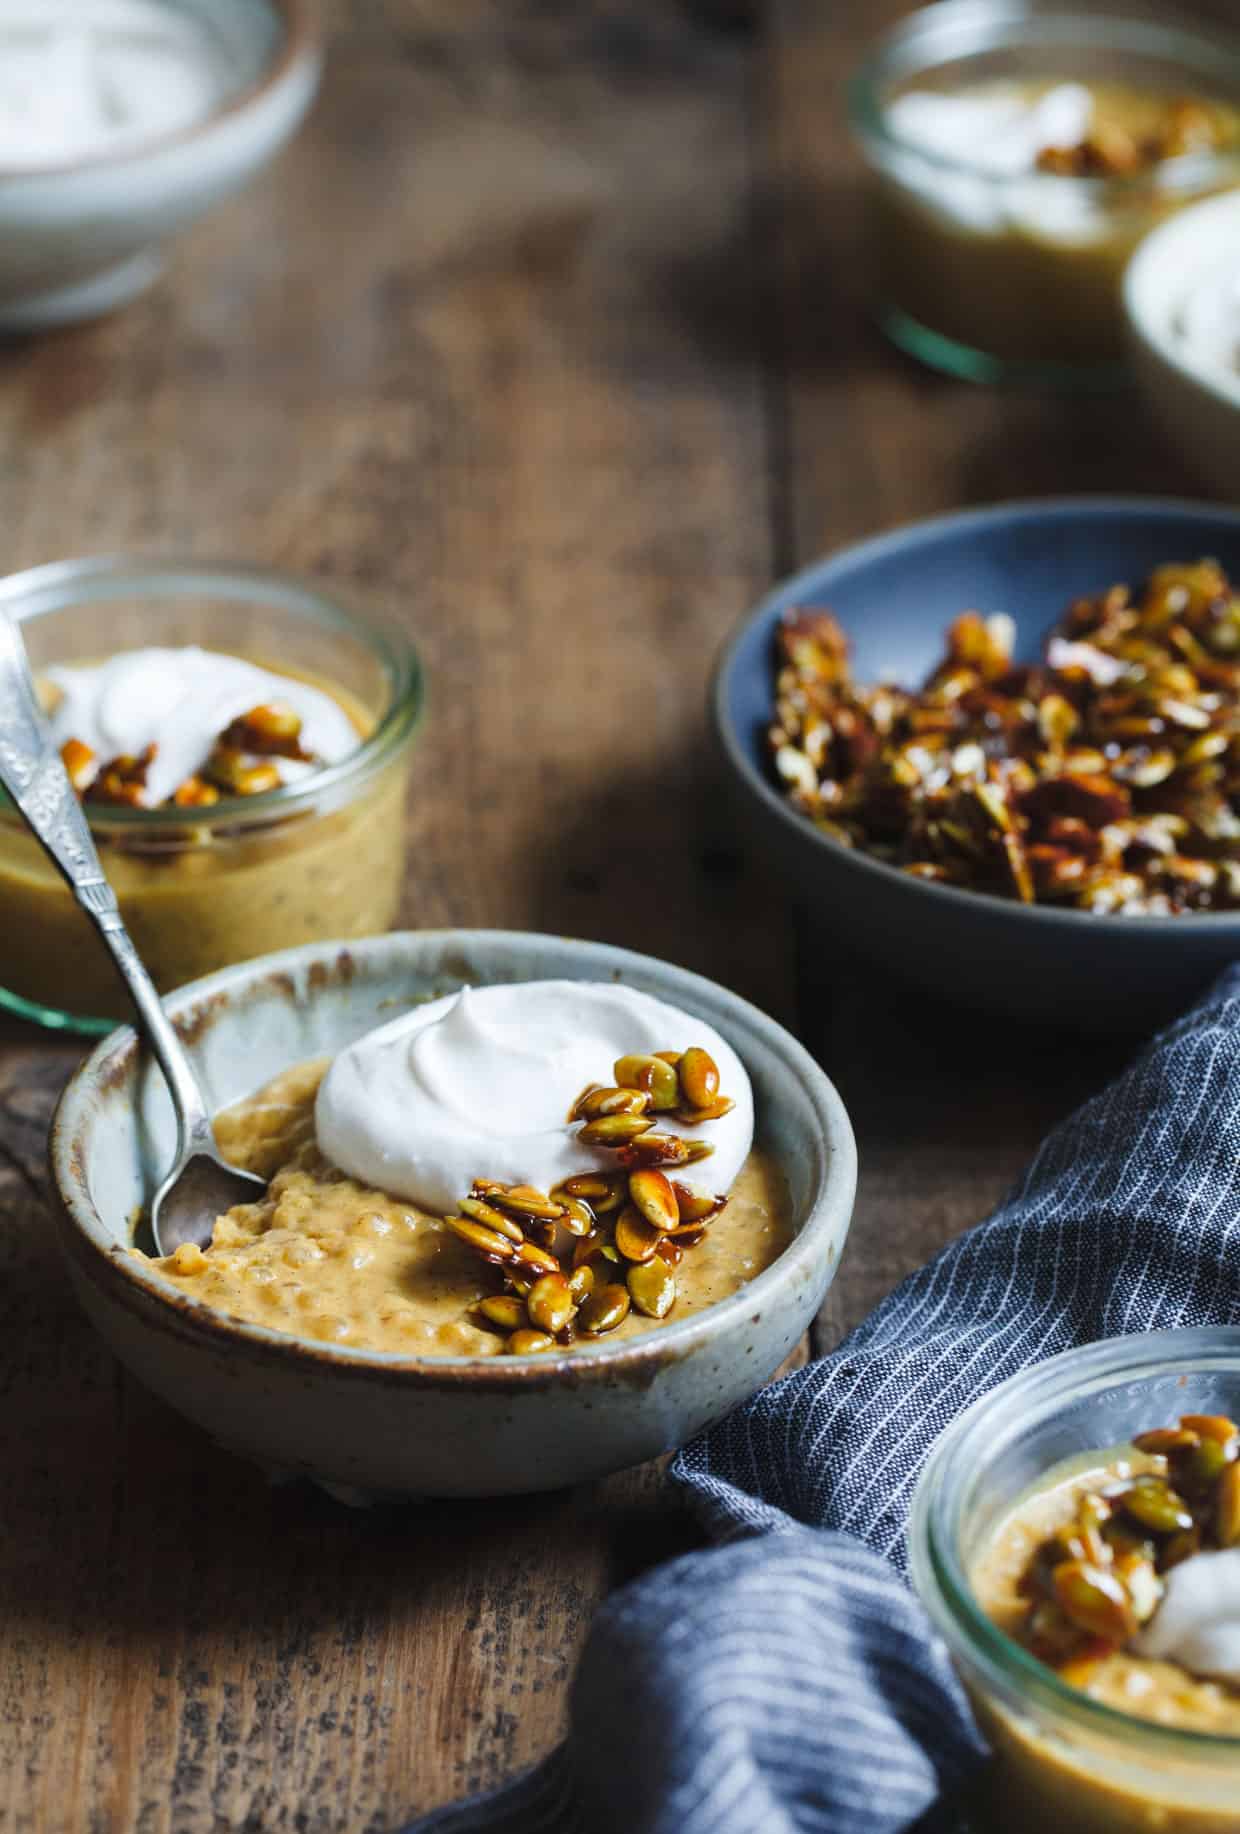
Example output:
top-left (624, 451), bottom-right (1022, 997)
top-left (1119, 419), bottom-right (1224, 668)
top-left (0, 557), bottom-right (422, 1034)
top-left (849, 2), bottom-right (1240, 385)
top-left (909, 1329), bottom-right (1240, 1833)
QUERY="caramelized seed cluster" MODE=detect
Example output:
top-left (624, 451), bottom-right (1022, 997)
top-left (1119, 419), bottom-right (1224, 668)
top-left (1018, 1412), bottom-right (1240, 1681)
top-left (1034, 97), bottom-right (1237, 178)
top-left (62, 701), bottom-right (316, 811)
top-left (442, 1047), bottom-right (732, 1353)
top-left (769, 561), bottom-right (1240, 915)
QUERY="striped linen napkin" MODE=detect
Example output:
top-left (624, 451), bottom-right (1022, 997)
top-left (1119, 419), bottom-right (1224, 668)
top-left (411, 966), bottom-right (1240, 1834)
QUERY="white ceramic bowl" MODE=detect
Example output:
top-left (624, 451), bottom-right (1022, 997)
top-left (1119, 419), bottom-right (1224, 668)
top-left (0, 0), bottom-right (319, 330)
top-left (50, 932), bottom-right (857, 1501)
top-left (1125, 190), bottom-right (1240, 499)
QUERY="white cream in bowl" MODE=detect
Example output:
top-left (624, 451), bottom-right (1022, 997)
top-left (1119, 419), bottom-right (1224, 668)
top-left (1135, 1549), bottom-right (1240, 1686)
top-left (316, 980), bottom-right (755, 1215)
top-left (46, 646), bottom-right (359, 805)
top-left (0, 2), bottom-right (235, 169)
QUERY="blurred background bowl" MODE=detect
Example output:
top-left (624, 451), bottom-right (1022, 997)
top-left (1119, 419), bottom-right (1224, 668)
top-left (1125, 190), bottom-right (1240, 500)
top-left (713, 497), bottom-right (1240, 1030)
top-left (0, 0), bottom-right (319, 331)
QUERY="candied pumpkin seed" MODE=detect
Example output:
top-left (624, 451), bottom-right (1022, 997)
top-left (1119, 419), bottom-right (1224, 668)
top-left (579, 1113), bottom-right (655, 1146)
top-left (477, 1295), bottom-right (527, 1331)
top-left (671, 1181), bottom-right (726, 1224)
top-left (1133, 1427), bottom-right (1200, 1455)
top-left (527, 1273), bottom-right (574, 1335)
top-left (678, 1046), bottom-right (720, 1110)
top-left (567, 1264), bottom-right (595, 1304)
top-left (499, 1185), bottom-right (565, 1219)
top-left (1181, 1414), bottom-right (1240, 1445)
top-left (506, 1329), bottom-right (556, 1356)
top-left (444, 1216), bottom-right (516, 1259)
top-left (572, 1085), bottom-right (651, 1121)
top-left (627, 1167), bottom-right (679, 1232)
top-left (613, 1054), bottom-right (681, 1110)
top-left (627, 1260), bottom-right (676, 1319)
top-left (614, 1205), bottom-right (661, 1263)
top-left (458, 1197), bottom-right (525, 1243)
top-left (1052, 1560), bottom-right (1137, 1642)
top-left (578, 1284), bottom-right (631, 1335)
top-left (1119, 1476), bottom-right (1195, 1536)
top-left (513, 1240), bottom-right (561, 1276)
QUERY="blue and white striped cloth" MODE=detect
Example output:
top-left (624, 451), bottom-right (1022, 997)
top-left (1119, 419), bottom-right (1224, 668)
top-left (411, 967), bottom-right (1240, 1834)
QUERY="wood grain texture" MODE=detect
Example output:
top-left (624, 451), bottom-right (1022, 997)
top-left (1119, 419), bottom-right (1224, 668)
top-left (0, 0), bottom-right (1223, 1826)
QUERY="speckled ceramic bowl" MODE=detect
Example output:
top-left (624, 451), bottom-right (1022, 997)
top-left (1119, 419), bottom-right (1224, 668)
top-left (50, 931), bottom-right (856, 1500)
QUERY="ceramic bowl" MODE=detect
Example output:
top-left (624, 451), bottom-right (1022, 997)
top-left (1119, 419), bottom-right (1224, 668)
top-left (713, 497), bottom-right (1240, 1030)
top-left (0, 0), bottom-right (319, 331)
top-left (50, 931), bottom-right (857, 1501)
top-left (1125, 191), bottom-right (1240, 499)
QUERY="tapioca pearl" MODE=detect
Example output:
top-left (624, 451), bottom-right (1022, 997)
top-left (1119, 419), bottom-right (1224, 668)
top-left (282, 1239), bottom-right (324, 1268)
top-left (351, 1210), bottom-right (394, 1237)
top-left (309, 1315), bottom-right (352, 1342)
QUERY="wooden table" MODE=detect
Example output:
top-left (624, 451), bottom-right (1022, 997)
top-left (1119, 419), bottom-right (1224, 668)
top-left (0, 3), bottom-right (1224, 1827)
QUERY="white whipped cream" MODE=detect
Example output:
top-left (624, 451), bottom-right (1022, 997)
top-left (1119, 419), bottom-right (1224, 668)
top-left (1175, 259), bottom-right (1240, 379)
top-left (1134, 1549), bottom-right (1240, 1686)
top-left (0, 2), bottom-right (235, 169)
top-left (45, 646), bottom-right (359, 805)
top-left (887, 84), bottom-right (1094, 180)
top-left (882, 83), bottom-right (1108, 240)
top-left (316, 980), bottom-right (755, 1215)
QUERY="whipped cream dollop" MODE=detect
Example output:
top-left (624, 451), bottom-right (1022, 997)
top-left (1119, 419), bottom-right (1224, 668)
top-left (883, 84), bottom-right (1108, 240)
top-left (0, 2), bottom-right (235, 169)
top-left (1133, 1549), bottom-right (1240, 1686)
top-left (316, 980), bottom-right (755, 1215)
top-left (1175, 259), bottom-right (1240, 379)
top-left (887, 84), bottom-right (1093, 180)
top-left (45, 647), bottom-right (360, 805)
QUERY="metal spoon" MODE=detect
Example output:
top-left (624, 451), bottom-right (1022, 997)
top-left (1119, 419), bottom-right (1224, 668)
top-left (0, 611), bottom-right (265, 1254)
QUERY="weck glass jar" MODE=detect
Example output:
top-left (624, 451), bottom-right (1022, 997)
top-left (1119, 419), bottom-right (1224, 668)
top-left (0, 557), bottom-right (422, 1033)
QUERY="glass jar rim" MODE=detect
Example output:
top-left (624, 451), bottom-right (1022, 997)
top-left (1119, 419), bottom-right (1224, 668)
top-left (847, 1), bottom-right (1240, 194)
top-left (0, 554), bottom-right (424, 830)
top-left (908, 1327), bottom-right (1240, 1762)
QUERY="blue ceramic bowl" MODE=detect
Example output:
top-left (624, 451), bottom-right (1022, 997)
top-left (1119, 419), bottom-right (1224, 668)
top-left (713, 498), bottom-right (1240, 1029)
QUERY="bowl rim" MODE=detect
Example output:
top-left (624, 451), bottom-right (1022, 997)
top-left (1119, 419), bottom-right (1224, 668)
top-left (0, 0), bottom-right (319, 183)
top-left (908, 1327), bottom-right (1240, 1762)
top-left (0, 553), bottom-right (424, 830)
top-left (711, 492), bottom-right (1240, 941)
top-left (848, 0), bottom-right (1240, 196)
top-left (49, 930), bottom-right (858, 1388)
top-left (1123, 188), bottom-right (1240, 414)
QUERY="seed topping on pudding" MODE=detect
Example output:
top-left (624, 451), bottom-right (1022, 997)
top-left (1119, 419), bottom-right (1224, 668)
top-left (1012, 1412), bottom-right (1240, 1691)
top-left (44, 646), bottom-right (360, 808)
top-left (314, 980), bottom-right (754, 1213)
top-left (442, 1044), bottom-right (736, 1351)
top-left (887, 82), bottom-right (1240, 184)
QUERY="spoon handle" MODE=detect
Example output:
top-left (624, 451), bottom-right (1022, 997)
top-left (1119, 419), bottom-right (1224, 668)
top-left (0, 613), bottom-right (215, 1155)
